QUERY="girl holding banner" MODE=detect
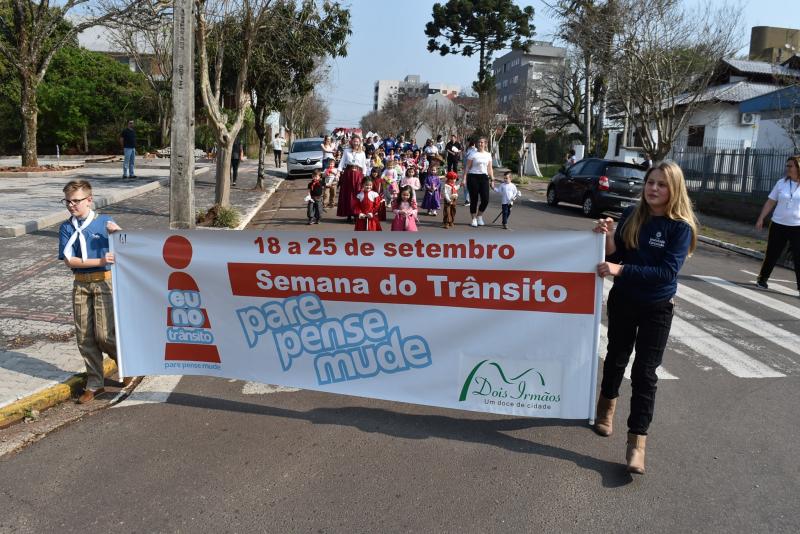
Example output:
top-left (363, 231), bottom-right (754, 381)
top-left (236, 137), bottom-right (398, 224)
top-left (593, 161), bottom-right (697, 475)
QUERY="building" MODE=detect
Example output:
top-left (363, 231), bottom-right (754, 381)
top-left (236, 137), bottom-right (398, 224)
top-left (373, 75), bottom-right (460, 111)
top-left (749, 26), bottom-right (800, 63)
top-left (492, 41), bottom-right (566, 112)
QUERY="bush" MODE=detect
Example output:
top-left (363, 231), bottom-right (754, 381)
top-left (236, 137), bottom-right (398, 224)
top-left (196, 204), bottom-right (241, 228)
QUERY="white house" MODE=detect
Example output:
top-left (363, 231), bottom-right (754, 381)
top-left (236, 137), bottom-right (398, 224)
top-left (739, 85), bottom-right (800, 151)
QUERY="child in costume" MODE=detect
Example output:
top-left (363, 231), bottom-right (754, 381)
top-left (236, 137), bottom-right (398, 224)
top-left (401, 166), bottom-right (422, 202)
top-left (391, 185), bottom-right (418, 232)
top-left (307, 169), bottom-right (324, 224)
top-left (382, 159), bottom-right (400, 210)
top-left (441, 171), bottom-right (459, 229)
top-left (421, 162), bottom-right (442, 216)
top-left (354, 179), bottom-right (382, 231)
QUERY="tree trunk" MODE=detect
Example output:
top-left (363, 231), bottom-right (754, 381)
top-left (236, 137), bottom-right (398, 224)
top-left (215, 143), bottom-right (231, 207)
top-left (583, 54), bottom-right (592, 154)
top-left (83, 124), bottom-right (89, 153)
top-left (19, 74), bottom-right (39, 167)
top-left (254, 105), bottom-right (268, 190)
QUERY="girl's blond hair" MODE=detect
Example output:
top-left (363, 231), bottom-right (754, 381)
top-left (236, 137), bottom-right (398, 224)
top-left (621, 160), bottom-right (698, 254)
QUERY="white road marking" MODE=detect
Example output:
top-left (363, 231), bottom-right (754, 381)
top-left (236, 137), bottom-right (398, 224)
top-left (676, 282), bottom-right (800, 359)
top-left (740, 270), bottom-right (797, 295)
top-left (694, 275), bottom-right (800, 317)
top-left (114, 375), bottom-right (182, 407)
top-left (598, 323), bottom-right (678, 379)
top-left (242, 382), bottom-right (300, 395)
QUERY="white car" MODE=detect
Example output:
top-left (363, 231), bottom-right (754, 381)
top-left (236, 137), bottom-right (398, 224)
top-left (287, 137), bottom-right (324, 178)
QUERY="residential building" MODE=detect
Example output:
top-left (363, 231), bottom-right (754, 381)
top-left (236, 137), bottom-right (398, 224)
top-left (373, 75), bottom-right (460, 111)
top-left (492, 41), bottom-right (566, 112)
top-left (749, 26), bottom-right (800, 63)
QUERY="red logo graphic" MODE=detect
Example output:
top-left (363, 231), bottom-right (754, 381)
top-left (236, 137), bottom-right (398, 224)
top-left (163, 235), bottom-right (221, 363)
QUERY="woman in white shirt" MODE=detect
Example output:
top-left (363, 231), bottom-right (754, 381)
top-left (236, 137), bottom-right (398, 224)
top-left (321, 136), bottom-right (335, 170)
top-left (463, 137), bottom-right (494, 227)
top-left (337, 135), bottom-right (368, 222)
top-left (756, 155), bottom-right (800, 291)
top-left (272, 134), bottom-right (285, 167)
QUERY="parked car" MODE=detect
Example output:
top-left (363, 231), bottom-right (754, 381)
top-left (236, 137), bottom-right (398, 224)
top-left (546, 158), bottom-right (647, 217)
top-left (287, 137), bottom-right (324, 178)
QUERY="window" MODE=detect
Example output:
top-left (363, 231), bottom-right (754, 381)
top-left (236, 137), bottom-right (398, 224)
top-left (687, 125), bottom-right (705, 147)
top-left (512, 75), bottom-right (519, 84)
top-left (530, 71), bottom-right (542, 81)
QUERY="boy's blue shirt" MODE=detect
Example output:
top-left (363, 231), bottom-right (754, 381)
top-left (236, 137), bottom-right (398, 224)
top-left (58, 214), bottom-right (115, 273)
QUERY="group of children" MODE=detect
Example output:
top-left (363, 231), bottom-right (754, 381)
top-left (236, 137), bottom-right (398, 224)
top-left (307, 144), bottom-right (522, 231)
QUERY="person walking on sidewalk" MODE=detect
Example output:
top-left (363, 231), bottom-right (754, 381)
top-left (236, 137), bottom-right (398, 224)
top-left (463, 137), bottom-right (493, 227)
top-left (272, 133), bottom-right (286, 167)
top-left (231, 136), bottom-right (243, 186)
top-left (592, 161), bottom-right (697, 474)
top-left (120, 120), bottom-right (136, 179)
top-left (755, 156), bottom-right (800, 293)
top-left (58, 180), bottom-right (123, 404)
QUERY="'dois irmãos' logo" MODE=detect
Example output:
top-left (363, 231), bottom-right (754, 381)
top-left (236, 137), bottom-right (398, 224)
top-left (459, 359), bottom-right (561, 411)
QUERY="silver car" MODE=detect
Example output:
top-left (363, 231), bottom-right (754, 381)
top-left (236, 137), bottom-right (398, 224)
top-left (287, 137), bottom-right (324, 178)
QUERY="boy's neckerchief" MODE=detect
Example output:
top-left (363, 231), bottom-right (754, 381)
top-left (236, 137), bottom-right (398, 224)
top-left (63, 210), bottom-right (97, 262)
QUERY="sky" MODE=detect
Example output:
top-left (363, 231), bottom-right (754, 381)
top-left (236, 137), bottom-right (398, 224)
top-left (322, 0), bottom-right (800, 130)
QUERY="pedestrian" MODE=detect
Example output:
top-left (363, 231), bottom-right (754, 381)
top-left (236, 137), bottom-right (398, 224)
top-left (323, 159), bottom-right (339, 210)
top-left (441, 171), bottom-right (459, 229)
top-left (755, 155), bottom-right (800, 293)
top-left (119, 120), bottom-right (136, 179)
top-left (354, 179), bottom-right (382, 231)
top-left (462, 139), bottom-right (475, 206)
top-left (382, 158), bottom-right (400, 209)
top-left (321, 135), bottom-right (336, 170)
top-left (391, 185), bottom-right (418, 232)
top-left (592, 160), bottom-right (697, 474)
top-left (445, 134), bottom-right (462, 173)
top-left (464, 137), bottom-right (494, 227)
top-left (565, 149), bottom-right (577, 168)
top-left (641, 153), bottom-right (653, 170)
top-left (272, 133), bottom-right (285, 167)
top-left (435, 134), bottom-right (445, 154)
top-left (401, 165), bottom-right (422, 203)
top-left (231, 136), bottom-right (243, 186)
top-left (368, 166), bottom-right (388, 221)
top-left (336, 134), bottom-right (367, 223)
top-left (421, 161), bottom-right (442, 216)
top-left (493, 171), bottom-right (521, 229)
top-left (306, 169), bottom-right (324, 225)
top-left (58, 180), bottom-right (124, 404)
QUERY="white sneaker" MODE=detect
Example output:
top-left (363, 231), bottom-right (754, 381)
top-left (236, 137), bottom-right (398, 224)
top-left (477, 216), bottom-right (485, 226)
top-left (470, 218), bottom-right (478, 227)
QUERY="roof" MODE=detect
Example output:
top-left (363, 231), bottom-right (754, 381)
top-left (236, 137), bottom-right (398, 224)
top-left (678, 81), bottom-right (782, 106)
top-left (740, 85), bottom-right (800, 113)
top-left (722, 58), bottom-right (800, 78)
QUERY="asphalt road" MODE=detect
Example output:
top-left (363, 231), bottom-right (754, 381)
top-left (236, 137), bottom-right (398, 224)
top-left (1, 178), bottom-right (798, 533)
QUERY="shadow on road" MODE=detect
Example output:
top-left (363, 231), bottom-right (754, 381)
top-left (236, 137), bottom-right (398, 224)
top-left (166, 392), bottom-right (633, 488)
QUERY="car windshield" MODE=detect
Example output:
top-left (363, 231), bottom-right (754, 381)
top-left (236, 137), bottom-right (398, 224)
top-left (606, 165), bottom-right (645, 181)
top-left (291, 141), bottom-right (321, 153)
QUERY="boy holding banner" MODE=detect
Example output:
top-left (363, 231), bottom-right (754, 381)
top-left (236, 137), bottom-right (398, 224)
top-left (58, 180), bottom-right (123, 404)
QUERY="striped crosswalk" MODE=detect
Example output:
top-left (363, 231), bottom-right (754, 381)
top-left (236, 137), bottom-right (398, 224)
top-left (596, 274), bottom-right (799, 381)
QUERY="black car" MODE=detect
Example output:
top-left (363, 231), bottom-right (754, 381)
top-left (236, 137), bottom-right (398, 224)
top-left (546, 158), bottom-right (646, 217)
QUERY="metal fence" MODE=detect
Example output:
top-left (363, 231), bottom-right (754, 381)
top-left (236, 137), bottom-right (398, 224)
top-left (669, 145), bottom-right (796, 199)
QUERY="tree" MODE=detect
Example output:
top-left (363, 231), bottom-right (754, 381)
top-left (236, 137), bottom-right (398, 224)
top-left (359, 110), bottom-right (394, 137)
top-left (248, 0), bottom-right (350, 189)
top-left (608, 0), bottom-right (742, 159)
top-left (195, 0), bottom-right (273, 207)
top-left (0, 0), bottom-right (145, 166)
top-left (425, 0), bottom-right (534, 133)
top-left (107, 5), bottom-right (173, 147)
top-left (537, 56), bottom-right (587, 134)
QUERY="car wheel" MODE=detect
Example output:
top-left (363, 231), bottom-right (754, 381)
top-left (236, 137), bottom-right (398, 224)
top-left (546, 186), bottom-right (559, 206)
top-left (582, 195), bottom-right (598, 217)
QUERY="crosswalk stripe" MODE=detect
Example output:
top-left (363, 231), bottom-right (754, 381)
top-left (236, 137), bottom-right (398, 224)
top-left (598, 323), bottom-right (678, 379)
top-left (603, 280), bottom-right (784, 378)
top-left (740, 270), bottom-right (797, 296)
top-left (694, 275), bottom-right (800, 318)
top-left (677, 282), bottom-right (800, 359)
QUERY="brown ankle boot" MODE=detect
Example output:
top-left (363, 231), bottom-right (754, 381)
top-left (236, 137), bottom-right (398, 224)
top-left (593, 395), bottom-right (616, 436)
top-left (626, 433), bottom-right (647, 474)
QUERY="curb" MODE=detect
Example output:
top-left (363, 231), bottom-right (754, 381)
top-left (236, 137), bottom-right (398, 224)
top-left (236, 177), bottom-right (284, 230)
top-left (0, 358), bottom-right (118, 429)
top-left (0, 167), bottom-right (210, 238)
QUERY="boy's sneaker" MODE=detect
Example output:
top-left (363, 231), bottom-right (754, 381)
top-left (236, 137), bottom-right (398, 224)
top-left (755, 279), bottom-right (768, 290)
top-left (477, 216), bottom-right (485, 226)
top-left (470, 218), bottom-right (478, 227)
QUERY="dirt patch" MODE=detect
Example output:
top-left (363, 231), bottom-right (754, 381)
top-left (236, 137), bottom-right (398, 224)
top-left (6, 332), bottom-right (74, 350)
top-left (0, 164), bottom-right (81, 173)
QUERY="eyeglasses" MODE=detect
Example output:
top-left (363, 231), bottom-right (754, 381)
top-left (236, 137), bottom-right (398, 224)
top-left (60, 196), bottom-right (89, 207)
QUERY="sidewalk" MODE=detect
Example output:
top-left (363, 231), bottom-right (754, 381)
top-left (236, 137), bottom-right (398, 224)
top-left (0, 159), bottom-right (283, 426)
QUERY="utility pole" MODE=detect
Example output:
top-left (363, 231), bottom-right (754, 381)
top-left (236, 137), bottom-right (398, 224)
top-left (170, 0), bottom-right (195, 229)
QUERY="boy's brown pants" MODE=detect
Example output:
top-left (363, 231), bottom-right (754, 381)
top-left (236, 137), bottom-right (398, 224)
top-left (442, 202), bottom-right (457, 227)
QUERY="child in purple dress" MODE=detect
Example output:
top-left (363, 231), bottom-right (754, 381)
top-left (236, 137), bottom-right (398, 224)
top-left (421, 161), bottom-right (442, 216)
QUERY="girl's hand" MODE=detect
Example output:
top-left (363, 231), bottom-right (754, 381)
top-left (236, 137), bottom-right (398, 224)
top-left (358, 213), bottom-right (366, 219)
top-left (597, 262), bottom-right (623, 278)
top-left (593, 217), bottom-right (614, 235)
top-left (367, 213), bottom-right (373, 219)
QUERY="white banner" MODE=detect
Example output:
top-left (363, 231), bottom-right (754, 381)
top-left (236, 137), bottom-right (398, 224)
top-left (111, 230), bottom-right (604, 419)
